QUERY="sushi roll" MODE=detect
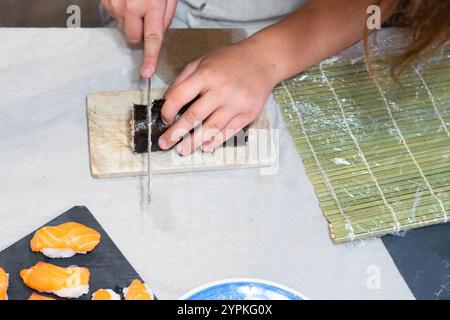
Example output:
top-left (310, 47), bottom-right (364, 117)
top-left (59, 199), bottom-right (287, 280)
top-left (92, 289), bottom-right (121, 300)
top-left (130, 98), bottom-right (249, 154)
top-left (123, 279), bottom-right (154, 300)
top-left (30, 222), bottom-right (101, 258)
top-left (0, 267), bottom-right (8, 300)
top-left (130, 99), bottom-right (195, 154)
top-left (20, 262), bottom-right (90, 299)
top-left (28, 293), bottom-right (56, 300)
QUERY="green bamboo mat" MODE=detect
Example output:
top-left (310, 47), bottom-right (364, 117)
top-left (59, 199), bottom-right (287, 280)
top-left (273, 48), bottom-right (450, 243)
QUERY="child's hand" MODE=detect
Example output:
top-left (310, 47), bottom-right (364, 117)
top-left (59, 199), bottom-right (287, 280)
top-left (101, 0), bottom-right (178, 78)
top-left (158, 42), bottom-right (276, 155)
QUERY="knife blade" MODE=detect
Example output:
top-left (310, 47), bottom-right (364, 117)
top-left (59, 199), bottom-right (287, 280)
top-left (146, 77), bottom-right (152, 204)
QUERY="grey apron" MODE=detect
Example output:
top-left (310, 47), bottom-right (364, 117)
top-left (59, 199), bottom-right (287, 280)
top-left (174, 0), bottom-right (304, 30)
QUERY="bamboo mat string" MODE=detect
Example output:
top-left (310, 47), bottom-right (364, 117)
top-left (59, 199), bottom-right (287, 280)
top-left (281, 80), bottom-right (356, 240)
top-left (369, 64), bottom-right (449, 224)
top-left (319, 62), bottom-right (401, 233)
top-left (414, 67), bottom-right (450, 140)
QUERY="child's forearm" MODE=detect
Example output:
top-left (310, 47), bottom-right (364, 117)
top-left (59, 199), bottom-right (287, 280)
top-left (242, 0), bottom-right (398, 85)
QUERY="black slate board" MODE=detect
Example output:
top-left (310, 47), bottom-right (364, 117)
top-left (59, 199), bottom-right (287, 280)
top-left (382, 223), bottom-right (450, 300)
top-left (0, 206), bottom-right (143, 300)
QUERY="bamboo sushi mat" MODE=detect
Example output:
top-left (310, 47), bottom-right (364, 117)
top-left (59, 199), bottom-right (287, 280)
top-left (273, 47), bottom-right (450, 243)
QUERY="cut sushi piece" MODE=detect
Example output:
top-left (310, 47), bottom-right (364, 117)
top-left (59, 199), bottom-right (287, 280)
top-left (92, 289), bottom-right (121, 300)
top-left (30, 222), bottom-right (101, 258)
top-left (20, 262), bottom-right (90, 298)
top-left (0, 267), bottom-right (8, 300)
top-left (131, 99), bottom-right (193, 154)
top-left (28, 293), bottom-right (56, 300)
top-left (131, 104), bottom-right (150, 154)
top-left (123, 279), bottom-right (154, 300)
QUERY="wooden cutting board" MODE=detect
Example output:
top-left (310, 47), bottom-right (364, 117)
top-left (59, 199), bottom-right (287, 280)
top-left (87, 89), bottom-right (276, 178)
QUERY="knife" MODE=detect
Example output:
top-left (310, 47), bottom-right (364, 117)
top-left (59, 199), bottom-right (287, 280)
top-left (146, 77), bottom-right (152, 204)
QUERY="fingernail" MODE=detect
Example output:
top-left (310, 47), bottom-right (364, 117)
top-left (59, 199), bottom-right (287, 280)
top-left (142, 65), bottom-right (154, 78)
top-left (177, 146), bottom-right (185, 156)
top-left (158, 137), bottom-right (167, 149)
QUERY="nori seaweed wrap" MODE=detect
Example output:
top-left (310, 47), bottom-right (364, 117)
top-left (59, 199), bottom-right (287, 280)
top-left (131, 99), bottom-right (248, 153)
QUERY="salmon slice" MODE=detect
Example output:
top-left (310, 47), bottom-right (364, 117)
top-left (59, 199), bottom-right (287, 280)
top-left (20, 262), bottom-right (90, 298)
top-left (0, 267), bottom-right (8, 300)
top-left (92, 289), bottom-right (121, 300)
top-left (30, 222), bottom-right (101, 258)
top-left (28, 293), bottom-right (56, 300)
top-left (124, 279), bottom-right (153, 300)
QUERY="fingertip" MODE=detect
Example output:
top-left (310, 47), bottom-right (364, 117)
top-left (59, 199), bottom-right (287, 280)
top-left (201, 143), bottom-right (211, 153)
top-left (158, 136), bottom-right (168, 150)
top-left (161, 116), bottom-right (169, 126)
top-left (160, 100), bottom-right (174, 125)
top-left (177, 145), bottom-right (187, 157)
top-left (140, 65), bottom-right (155, 78)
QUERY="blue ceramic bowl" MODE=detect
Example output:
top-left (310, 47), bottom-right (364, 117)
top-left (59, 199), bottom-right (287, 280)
top-left (179, 278), bottom-right (307, 300)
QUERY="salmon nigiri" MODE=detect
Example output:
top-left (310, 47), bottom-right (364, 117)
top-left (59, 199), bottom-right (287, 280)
top-left (0, 267), bottom-right (8, 300)
top-left (28, 293), bottom-right (56, 300)
top-left (92, 289), bottom-right (121, 300)
top-left (20, 262), bottom-right (90, 298)
top-left (123, 279), bottom-right (154, 300)
top-left (30, 222), bottom-right (101, 258)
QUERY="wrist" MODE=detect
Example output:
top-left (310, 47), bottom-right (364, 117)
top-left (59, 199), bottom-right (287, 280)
top-left (237, 36), bottom-right (282, 90)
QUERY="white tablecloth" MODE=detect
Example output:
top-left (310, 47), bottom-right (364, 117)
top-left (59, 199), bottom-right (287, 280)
top-left (0, 28), bottom-right (413, 299)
